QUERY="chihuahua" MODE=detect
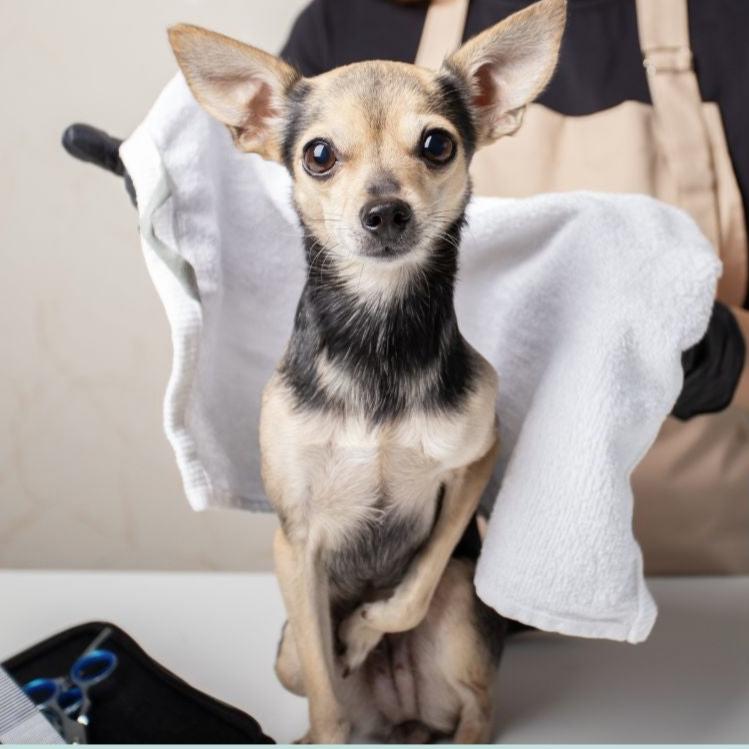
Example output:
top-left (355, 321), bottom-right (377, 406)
top-left (169, 0), bottom-right (564, 742)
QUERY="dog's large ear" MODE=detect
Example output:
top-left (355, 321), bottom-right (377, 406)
top-left (443, 0), bottom-right (565, 145)
top-left (168, 24), bottom-right (299, 160)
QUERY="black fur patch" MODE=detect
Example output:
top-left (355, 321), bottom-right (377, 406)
top-left (326, 503), bottom-right (433, 613)
top-left (432, 66), bottom-right (477, 158)
top-left (281, 79), bottom-right (312, 171)
top-left (279, 213), bottom-right (477, 423)
top-left (473, 593), bottom-right (508, 664)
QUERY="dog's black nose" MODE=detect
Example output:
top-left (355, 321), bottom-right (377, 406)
top-left (360, 199), bottom-right (413, 241)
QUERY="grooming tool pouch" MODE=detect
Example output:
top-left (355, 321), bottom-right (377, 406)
top-left (1, 621), bottom-right (274, 744)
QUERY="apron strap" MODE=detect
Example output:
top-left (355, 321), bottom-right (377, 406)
top-left (635, 0), bottom-right (721, 252)
top-left (414, 0), bottom-right (470, 69)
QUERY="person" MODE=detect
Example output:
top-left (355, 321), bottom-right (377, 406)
top-left (279, 0), bottom-right (749, 576)
top-left (64, 0), bottom-right (749, 574)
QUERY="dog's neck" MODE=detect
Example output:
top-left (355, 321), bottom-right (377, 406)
top-left (302, 222), bottom-right (460, 365)
top-left (280, 214), bottom-right (477, 421)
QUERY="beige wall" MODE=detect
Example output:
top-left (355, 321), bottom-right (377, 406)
top-left (0, 0), bottom-right (311, 571)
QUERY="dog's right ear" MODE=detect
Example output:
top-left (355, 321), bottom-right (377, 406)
top-left (168, 24), bottom-right (299, 161)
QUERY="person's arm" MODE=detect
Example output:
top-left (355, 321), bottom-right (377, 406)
top-left (673, 301), bottom-right (747, 419)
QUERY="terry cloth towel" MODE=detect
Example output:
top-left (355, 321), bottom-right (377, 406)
top-left (121, 74), bottom-right (720, 644)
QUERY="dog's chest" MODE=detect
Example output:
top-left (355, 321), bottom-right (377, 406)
top-left (297, 413), bottom-right (448, 523)
top-left (261, 378), bottom-right (483, 545)
top-left (296, 414), bottom-right (454, 602)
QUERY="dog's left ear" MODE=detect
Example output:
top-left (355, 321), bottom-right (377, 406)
top-left (444, 0), bottom-right (566, 145)
top-left (168, 24), bottom-right (299, 160)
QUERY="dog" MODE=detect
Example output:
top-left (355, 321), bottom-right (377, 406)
top-left (169, 1), bottom-right (564, 741)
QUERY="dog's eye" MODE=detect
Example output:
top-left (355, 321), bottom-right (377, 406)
top-left (303, 140), bottom-right (337, 175)
top-left (421, 130), bottom-right (455, 165)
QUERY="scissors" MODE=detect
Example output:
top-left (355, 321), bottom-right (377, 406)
top-left (22, 627), bottom-right (117, 744)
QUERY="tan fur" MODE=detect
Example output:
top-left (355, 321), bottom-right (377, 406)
top-left (290, 63), bottom-right (471, 287)
top-left (168, 1), bottom-right (566, 742)
top-left (169, 23), bottom-right (298, 159)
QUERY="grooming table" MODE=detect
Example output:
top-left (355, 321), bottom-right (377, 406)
top-left (1, 570), bottom-right (747, 743)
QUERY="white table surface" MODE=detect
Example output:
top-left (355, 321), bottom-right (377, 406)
top-left (1, 571), bottom-right (747, 744)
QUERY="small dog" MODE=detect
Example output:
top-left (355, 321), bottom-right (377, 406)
top-left (170, 1), bottom-right (564, 741)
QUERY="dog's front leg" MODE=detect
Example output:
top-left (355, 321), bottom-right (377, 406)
top-left (340, 436), bottom-right (499, 673)
top-left (274, 528), bottom-right (350, 744)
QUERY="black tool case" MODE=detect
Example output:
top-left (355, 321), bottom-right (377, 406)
top-left (2, 621), bottom-right (274, 744)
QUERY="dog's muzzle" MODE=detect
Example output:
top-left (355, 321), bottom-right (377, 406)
top-left (359, 199), bottom-right (415, 258)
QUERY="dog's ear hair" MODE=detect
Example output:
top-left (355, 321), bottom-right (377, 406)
top-left (168, 24), bottom-right (300, 160)
top-left (443, 0), bottom-right (565, 144)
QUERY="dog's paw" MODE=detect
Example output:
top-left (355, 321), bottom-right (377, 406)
top-left (356, 588), bottom-right (430, 633)
top-left (338, 608), bottom-right (382, 675)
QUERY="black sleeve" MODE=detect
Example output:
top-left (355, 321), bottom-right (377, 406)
top-left (280, 0), bottom-right (427, 75)
top-left (673, 301), bottom-right (746, 420)
top-left (280, 0), bottom-right (334, 76)
top-left (690, 0), bottom-right (749, 308)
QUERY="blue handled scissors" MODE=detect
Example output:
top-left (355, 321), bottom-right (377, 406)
top-left (22, 627), bottom-right (117, 744)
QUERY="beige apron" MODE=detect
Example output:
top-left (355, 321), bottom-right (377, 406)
top-left (416, 0), bottom-right (749, 573)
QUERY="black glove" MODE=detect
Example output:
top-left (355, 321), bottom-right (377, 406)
top-left (673, 301), bottom-right (746, 420)
top-left (62, 123), bottom-right (136, 206)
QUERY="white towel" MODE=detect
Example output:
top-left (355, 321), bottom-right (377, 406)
top-left (121, 74), bottom-right (719, 644)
